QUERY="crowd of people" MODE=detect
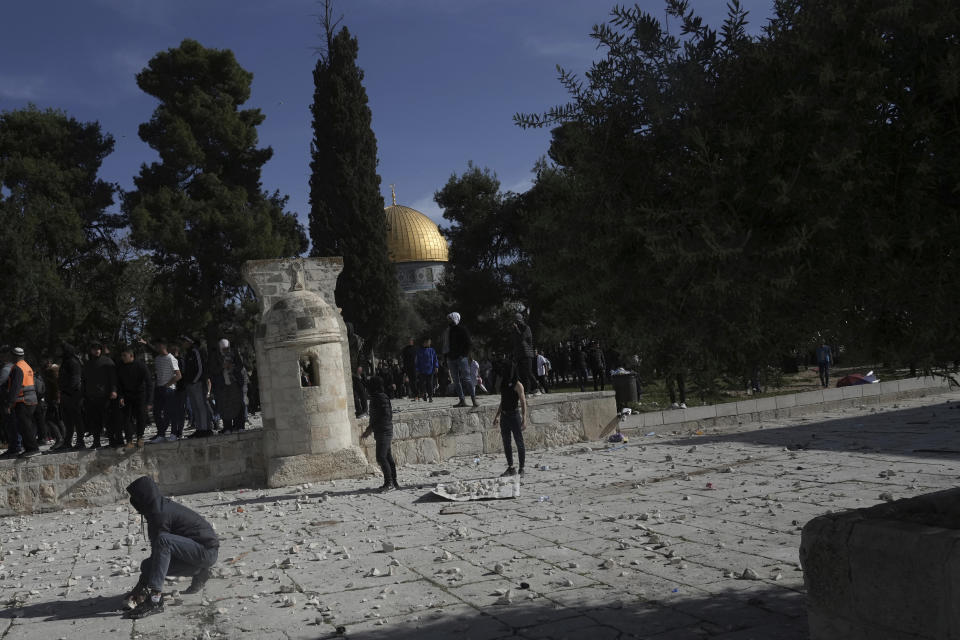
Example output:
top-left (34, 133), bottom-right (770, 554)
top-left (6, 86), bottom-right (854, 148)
top-left (350, 311), bottom-right (616, 419)
top-left (0, 336), bottom-right (255, 459)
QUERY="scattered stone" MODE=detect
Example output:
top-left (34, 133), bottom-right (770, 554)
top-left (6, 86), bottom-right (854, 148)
top-left (740, 568), bottom-right (760, 580)
top-left (879, 492), bottom-right (895, 502)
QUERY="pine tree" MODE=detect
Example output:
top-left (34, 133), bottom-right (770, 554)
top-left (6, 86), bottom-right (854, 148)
top-left (309, 3), bottom-right (399, 350)
top-left (0, 105), bottom-right (124, 352)
top-left (124, 39), bottom-right (307, 343)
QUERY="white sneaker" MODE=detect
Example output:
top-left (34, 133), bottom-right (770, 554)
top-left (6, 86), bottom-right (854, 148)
top-left (670, 402), bottom-right (680, 409)
top-left (679, 403), bottom-right (687, 409)
top-left (165, 434), bottom-right (178, 441)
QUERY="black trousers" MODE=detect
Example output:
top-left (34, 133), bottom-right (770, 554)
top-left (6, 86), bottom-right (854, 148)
top-left (61, 393), bottom-right (82, 446)
top-left (84, 396), bottom-right (110, 444)
top-left (592, 366), bottom-right (606, 391)
top-left (499, 410), bottom-right (525, 469)
top-left (123, 395), bottom-right (148, 442)
top-left (375, 433), bottom-right (397, 484)
top-left (13, 403), bottom-right (39, 453)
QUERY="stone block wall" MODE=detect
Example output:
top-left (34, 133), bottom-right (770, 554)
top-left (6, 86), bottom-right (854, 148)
top-left (629, 375), bottom-right (954, 432)
top-left (359, 392), bottom-right (616, 466)
top-left (801, 488), bottom-right (960, 639)
top-left (0, 431), bottom-right (264, 516)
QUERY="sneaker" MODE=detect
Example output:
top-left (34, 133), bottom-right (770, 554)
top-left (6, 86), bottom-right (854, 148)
top-left (518, 467), bottom-right (525, 476)
top-left (183, 567), bottom-right (210, 594)
top-left (392, 481), bottom-right (402, 491)
top-left (453, 400), bottom-right (467, 408)
top-left (670, 402), bottom-right (680, 409)
top-left (679, 403), bottom-right (687, 409)
top-left (165, 434), bottom-right (178, 442)
top-left (122, 576), bottom-right (150, 603)
top-left (377, 484), bottom-right (393, 493)
top-left (500, 467), bottom-right (516, 477)
top-left (0, 449), bottom-right (19, 459)
top-left (124, 593), bottom-right (164, 619)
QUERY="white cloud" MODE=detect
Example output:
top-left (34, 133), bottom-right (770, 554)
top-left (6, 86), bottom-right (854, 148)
top-left (408, 193), bottom-right (446, 228)
top-left (524, 35), bottom-right (599, 62)
top-left (0, 75), bottom-right (45, 100)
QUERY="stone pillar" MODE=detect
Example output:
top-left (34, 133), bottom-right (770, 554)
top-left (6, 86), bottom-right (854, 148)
top-left (243, 257), bottom-right (368, 487)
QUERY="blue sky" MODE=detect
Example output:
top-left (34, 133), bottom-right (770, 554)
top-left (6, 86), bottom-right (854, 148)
top-left (1, 0), bottom-right (773, 242)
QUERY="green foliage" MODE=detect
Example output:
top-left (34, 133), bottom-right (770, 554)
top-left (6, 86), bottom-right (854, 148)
top-left (309, 16), bottom-right (399, 350)
top-left (0, 105), bottom-right (126, 354)
top-left (513, 0), bottom-right (960, 375)
top-left (124, 39), bottom-right (307, 344)
top-left (434, 163), bottom-right (529, 344)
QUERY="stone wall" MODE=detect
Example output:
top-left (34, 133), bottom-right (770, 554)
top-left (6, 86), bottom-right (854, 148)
top-left (801, 488), bottom-right (960, 639)
top-left (358, 392), bottom-right (617, 466)
top-left (0, 431), bottom-right (263, 516)
top-left (627, 375), bottom-right (953, 433)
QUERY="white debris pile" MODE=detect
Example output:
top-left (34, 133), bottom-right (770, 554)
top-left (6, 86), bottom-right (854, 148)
top-left (431, 477), bottom-right (520, 501)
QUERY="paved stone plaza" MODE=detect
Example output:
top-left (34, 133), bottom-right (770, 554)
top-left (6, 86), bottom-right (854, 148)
top-left (1, 389), bottom-right (958, 639)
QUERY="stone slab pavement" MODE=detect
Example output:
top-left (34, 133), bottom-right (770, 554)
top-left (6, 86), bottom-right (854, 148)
top-left (1, 390), bottom-right (959, 640)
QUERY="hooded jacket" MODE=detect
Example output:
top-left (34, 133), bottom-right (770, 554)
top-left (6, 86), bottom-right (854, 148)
top-left (126, 476), bottom-right (219, 550)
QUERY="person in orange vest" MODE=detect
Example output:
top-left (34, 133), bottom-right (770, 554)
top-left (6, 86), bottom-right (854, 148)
top-left (1, 347), bottom-right (40, 459)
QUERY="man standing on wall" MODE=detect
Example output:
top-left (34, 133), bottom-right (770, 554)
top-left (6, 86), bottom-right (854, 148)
top-left (149, 339), bottom-right (181, 442)
top-left (82, 342), bottom-right (118, 449)
top-left (181, 336), bottom-right (210, 438)
top-left (1, 347), bottom-right (40, 458)
top-left (444, 312), bottom-right (477, 408)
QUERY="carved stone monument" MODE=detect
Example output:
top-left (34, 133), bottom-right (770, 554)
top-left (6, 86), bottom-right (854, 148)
top-left (243, 257), bottom-right (368, 487)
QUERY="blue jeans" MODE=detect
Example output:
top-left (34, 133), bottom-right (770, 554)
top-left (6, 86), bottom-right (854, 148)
top-left (448, 357), bottom-right (475, 402)
top-left (499, 410), bottom-right (525, 469)
top-left (142, 531), bottom-right (218, 591)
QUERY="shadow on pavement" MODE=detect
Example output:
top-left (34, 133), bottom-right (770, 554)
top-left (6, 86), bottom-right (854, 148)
top-left (298, 583), bottom-right (809, 640)
top-left (0, 594), bottom-right (122, 621)
top-left (655, 401), bottom-right (960, 460)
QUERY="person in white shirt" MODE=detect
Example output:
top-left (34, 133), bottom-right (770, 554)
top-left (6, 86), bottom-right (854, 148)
top-left (149, 339), bottom-right (181, 442)
top-left (535, 349), bottom-right (551, 395)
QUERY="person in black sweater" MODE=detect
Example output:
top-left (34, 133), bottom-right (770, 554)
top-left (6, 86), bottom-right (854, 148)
top-left (360, 376), bottom-right (400, 493)
top-left (58, 342), bottom-right (84, 449)
top-left (118, 347), bottom-right (153, 448)
top-left (82, 343), bottom-right (118, 449)
top-left (123, 476), bottom-right (219, 619)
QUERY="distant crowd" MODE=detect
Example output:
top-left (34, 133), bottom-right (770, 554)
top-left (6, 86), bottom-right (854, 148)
top-left (0, 336), bottom-right (256, 459)
top-left (349, 311), bottom-right (615, 417)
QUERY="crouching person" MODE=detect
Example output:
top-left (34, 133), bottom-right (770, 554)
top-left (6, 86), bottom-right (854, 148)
top-left (122, 475), bottom-right (219, 619)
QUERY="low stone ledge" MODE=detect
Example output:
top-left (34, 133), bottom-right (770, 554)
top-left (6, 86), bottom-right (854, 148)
top-left (0, 432), bottom-right (264, 515)
top-left (800, 488), bottom-right (960, 640)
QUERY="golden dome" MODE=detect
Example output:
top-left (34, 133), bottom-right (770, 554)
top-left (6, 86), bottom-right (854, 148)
top-left (384, 204), bottom-right (449, 263)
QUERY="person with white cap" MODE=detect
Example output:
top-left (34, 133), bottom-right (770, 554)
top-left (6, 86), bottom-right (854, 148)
top-left (443, 312), bottom-right (477, 408)
top-left (207, 338), bottom-right (246, 433)
top-left (1, 347), bottom-right (41, 458)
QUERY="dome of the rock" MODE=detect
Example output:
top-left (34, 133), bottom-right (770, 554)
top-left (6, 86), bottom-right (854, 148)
top-left (384, 195), bottom-right (448, 293)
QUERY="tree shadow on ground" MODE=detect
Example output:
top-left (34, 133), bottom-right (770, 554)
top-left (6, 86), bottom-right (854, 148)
top-left (653, 401), bottom-right (960, 461)
top-left (0, 594), bottom-right (122, 621)
top-left (294, 583), bottom-right (808, 640)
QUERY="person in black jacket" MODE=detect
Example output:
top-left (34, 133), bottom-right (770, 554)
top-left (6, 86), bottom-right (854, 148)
top-left (444, 312), bottom-right (477, 408)
top-left (82, 343), bottom-right (117, 449)
top-left (511, 313), bottom-right (536, 396)
top-left (122, 475), bottom-right (219, 619)
top-left (360, 376), bottom-right (400, 493)
top-left (58, 342), bottom-right (84, 449)
top-left (118, 347), bottom-right (152, 448)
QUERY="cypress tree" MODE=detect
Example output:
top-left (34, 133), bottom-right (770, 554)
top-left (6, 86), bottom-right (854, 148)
top-left (309, 5), bottom-right (399, 350)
